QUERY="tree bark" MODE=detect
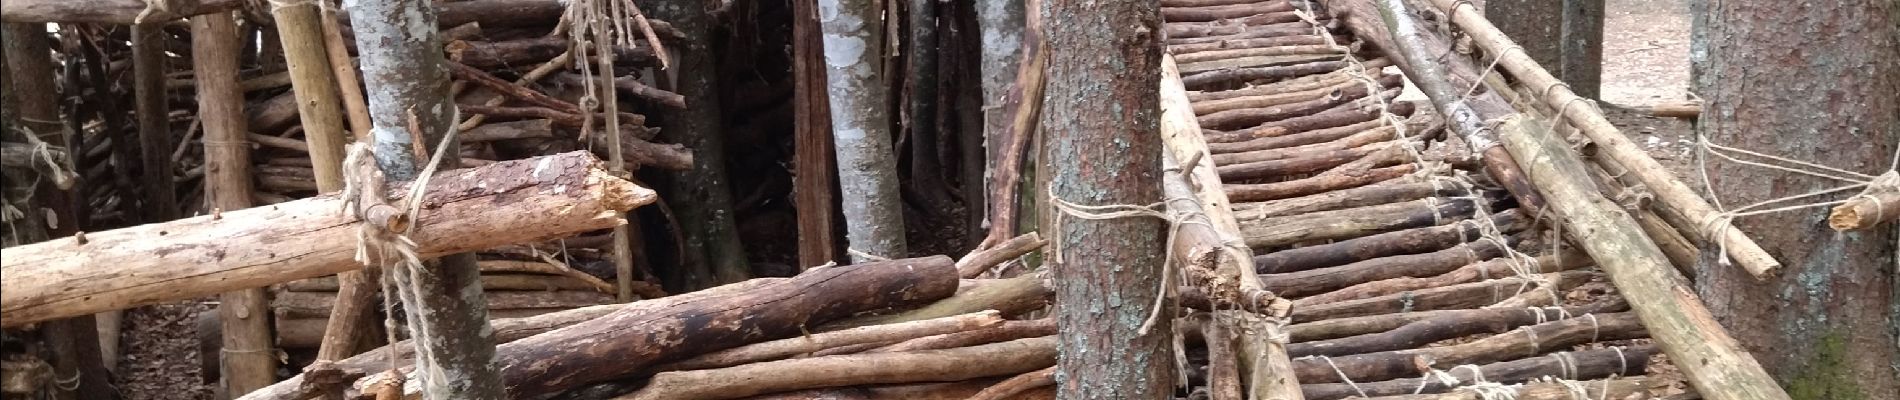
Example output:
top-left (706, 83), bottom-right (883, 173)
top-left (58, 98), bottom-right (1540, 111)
top-left (1, 0), bottom-right (245, 23)
top-left (1691, 0), bottom-right (1900, 397)
top-left (792, 0), bottom-right (839, 268)
top-left (1044, 0), bottom-right (1176, 396)
top-left (818, 0), bottom-right (908, 262)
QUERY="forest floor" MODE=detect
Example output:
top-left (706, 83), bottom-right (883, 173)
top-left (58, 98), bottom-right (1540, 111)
top-left (106, 1), bottom-right (1702, 398)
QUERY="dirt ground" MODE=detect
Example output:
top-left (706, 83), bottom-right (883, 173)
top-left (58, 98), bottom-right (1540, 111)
top-left (104, 1), bottom-right (1705, 398)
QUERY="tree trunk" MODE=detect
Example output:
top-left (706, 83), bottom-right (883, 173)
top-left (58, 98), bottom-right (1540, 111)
top-left (190, 11), bottom-right (278, 396)
top-left (1691, 0), bottom-right (1900, 397)
top-left (1042, 0), bottom-right (1175, 396)
top-left (819, 0), bottom-right (908, 262)
top-left (648, 0), bottom-right (751, 287)
top-left (132, 24), bottom-right (177, 222)
top-left (346, 0), bottom-right (505, 395)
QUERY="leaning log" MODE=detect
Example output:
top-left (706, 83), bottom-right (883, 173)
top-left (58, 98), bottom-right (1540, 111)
top-left (0, 152), bottom-right (653, 327)
top-left (2, 0), bottom-right (244, 24)
top-left (1496, 113), bottom-right (1790, 400)
top-left (495, 257), bottom-right (959, 396)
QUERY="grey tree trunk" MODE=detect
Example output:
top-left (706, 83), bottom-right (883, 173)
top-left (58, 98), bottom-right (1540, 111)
top-left (1557, 0), bottom-right (1602, 99)
top-left (1041, 0), bottom-right (1176, 397)
top-left (819, 0), bottom-right (908, 262)
top-left (976, 0), bottom-right (1024, 238)
top-left (646, 0), bottom-right (750, 289)
top-left (1690, 0), bottom-right (1900, 398)
top-left (344, 0), bottom-right (506, 398)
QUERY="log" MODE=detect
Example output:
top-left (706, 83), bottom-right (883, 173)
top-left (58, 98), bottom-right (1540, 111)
top-left (1206, 93), bottom-right (1410, 142)
top-left (1189, 68), bottom-right (1358, 102)
top-left (616, 336), bottom-right (1056, 400)
top-left (1194, 73), bottom-right (1399, 116)
top-left (459, 119), bottom-right (555, 142)
top-left (1292, 313), bottom-right (1646, 384)
top-left (657, 311), bottom-right (1004, 371)
top-left (1197, 74), bottom-right (1384, 130)
top-left (1, 152), bottom-right (652, 326)
top-left (1285, 300), bottom-right (1624, 342)
top-left (1166, 20), bottom-right (1320, 40)
top-left (1208, 118), bottom-right (1385, 154)
top-left (1494, 114), bottom-right (1789, 400)
top-left (868, 318), bottom-right (1057, 353)
top-left (1233, 178), bottom-right (1453, 220)
top-left (1180, 53), bottom-right (1348, 75)
top-left (1356, 377), bottom-right (1661, 400)
top-left (738, 379), bottom-right (1007, 400)
top-left (2, 0), bottom-right (244, 24)
top-left (448, 38), bottom-right (652, 70)
top-left (1170, 35), bottom-right (1332, 55)
top-left (1164, 0), bottom-right (1291, 7)
top-left (1428, 0), bottom-right (1781, 279)
top-left (1290, 271), bottom-right (1594, 323)
top-left (1296, 249), bottom-right (1592, 306)
top-left (275, 308), bottom-right (571, 349)
top-left (1828, 171), bottom-right (1900, 231)
top-left (1241, 196), bottom-right (1484, 249)
top-left (968, 366), bottom-right (1056, 400)
top-left (1197, 314), bottom-right (1244, 400)
top-left (588, 130), bottom-right (696, 171)
top-left (1264, 239), bottom-right (1508, 298)
top-left (829, 272), bottom-right (1051, 329)
top-left (273, 290), bottom-right (614, 319)
top-left (1253, 209), bottom-right (1521, 273)
top-left (957, 232), bottom-right (1047, 278)
top-left (1164, 1), bottom-right (1295, 22)
top-left (1227, 163), bottom-right (1423, 202)
top-left (1217, 143), bottom-right (1389, 181)
top-left (1181, 60), bottom-right (1353, 90)
top-left (1289, 301), bottom-right (1580, 358)
top-left (1176, 44), bottom-right (1347, 66)
top-left (1303, 346), bottom-right (1654, 400)
top-left (488, 257), bottom-right (957, 396)
top-left (281, 273), bottom-right (605, 292)
top-left (1648, 100), bottom-right (1701, 118)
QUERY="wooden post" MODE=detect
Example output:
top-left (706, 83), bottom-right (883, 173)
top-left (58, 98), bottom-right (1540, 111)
top-left (1045, 0), bottom-right (1176, 395)
top-left (346, 0), bottom-right (504, 396)
top-left (189, 10), bottom-right (278, 396)
top-left (1494, 115), bottom-right (1789, 400)
top-left (131, 24), bottom-right (177, 222)
top-left (976, 0), bottom-right (1025, 244)
top-left (818, 0), bottom-right (908, 262)
top-left (649, 0), bottom-right (751, 287)
top-left (791, 0), bottom-right (839, 268)
top-left (1424, 0), bottom-right (1782, 279)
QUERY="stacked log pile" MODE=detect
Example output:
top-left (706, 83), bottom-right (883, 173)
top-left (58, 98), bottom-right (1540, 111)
top-left (1153, 0), bottom-right (1711, 398)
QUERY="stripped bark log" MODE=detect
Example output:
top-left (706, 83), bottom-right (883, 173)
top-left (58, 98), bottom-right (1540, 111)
top-left (656, 311), bottom-right (1004, 371)
top-left (1292, 313), bottom-right (1646, 384)
top-left (1302, 346), bottom-right (1654, 400)
top-left (829, 273), bottom-right (1051, 329)
top-left (1, 153), bottom-right (652, 326)
top-left (967, 366), bottom-right (1056, 400)
top-left (1253, 209), bottom-right (1522, 273)
top-left (616, 336), bottom-right (1056, 400)
top-left (1494, 114), bottom-right (1789, 400)
top-left (1828, 171), bottom-right (1900, 231)
top-left (957, 232), bottom-right (1046, 278)
top-left (868, 318), bottom-right (1056, 354)
top-left (1290, 271), bottom-right (1594, 323)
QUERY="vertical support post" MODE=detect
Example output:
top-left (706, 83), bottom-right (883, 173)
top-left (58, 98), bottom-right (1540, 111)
top-left (344, 0), bottom-right (506, 397)
top-left (131, 24), bottom-right (177, 222)
top-left (648, 0), bottom-right (751, 287)
top-left (191, 10), bottom-right (279, 396)
top-left (792, 0), bottom-right (840, 268)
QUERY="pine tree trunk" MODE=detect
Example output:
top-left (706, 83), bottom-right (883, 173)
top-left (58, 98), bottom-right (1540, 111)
top-left (1041, 0), bottom-right (1175, 397)
top-left (648, 0), bottom-right (751, 287)
top-left (1691, 0), bottom-right (1900, 398)
top-left (345, 0), bottom-right (506, 398)
top-left (819, 0), bottom-right (909, 262)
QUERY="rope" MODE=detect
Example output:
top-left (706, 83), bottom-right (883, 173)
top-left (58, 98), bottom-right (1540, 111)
top-left (1305, 355), bottom-right (1369, 398)
top-left (1046, 185), bottom-right (1212, 336)
top-left (1690, 118), bottom-right (1900, 266)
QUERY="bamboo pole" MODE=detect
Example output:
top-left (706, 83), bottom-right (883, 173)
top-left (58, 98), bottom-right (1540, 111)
top-left (1424, 0), bottom-right (1780, 279)
top-left (1495, 115), bottom-right (1789, 400)
top-left (189, 10), bottom-right (279, 395)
